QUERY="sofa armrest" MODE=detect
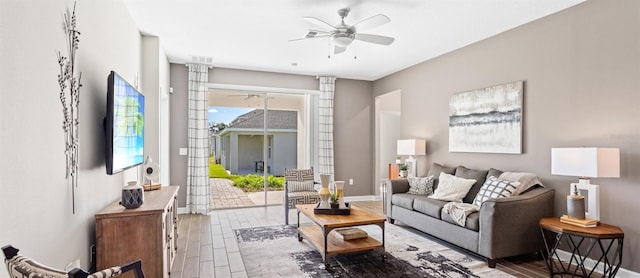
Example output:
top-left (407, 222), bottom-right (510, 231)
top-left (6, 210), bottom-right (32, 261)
top-left (478, 187), bottom-right (555, 259)
top-left (386, 178), bottom-right (410, 218)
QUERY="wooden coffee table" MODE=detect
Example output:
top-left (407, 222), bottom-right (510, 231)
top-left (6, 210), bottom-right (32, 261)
top-left (296, 204), bottom-right (386, 264)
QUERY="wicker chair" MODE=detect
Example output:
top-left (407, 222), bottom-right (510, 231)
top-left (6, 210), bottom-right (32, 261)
top-left (3, 245), bottom-right (145, 278)
top-left (283, 168), bottom-right (320, 225)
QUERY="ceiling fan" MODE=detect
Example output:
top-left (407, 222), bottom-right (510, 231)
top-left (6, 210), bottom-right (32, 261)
top-left (227, 93), bottom-right (261, 100)
top-left (290, 8), bottom-right (395, 55)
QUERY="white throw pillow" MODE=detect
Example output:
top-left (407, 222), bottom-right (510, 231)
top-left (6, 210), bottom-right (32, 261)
top-left (407, 175), bottom-right (435, 195)
top-left (473, 176), bottom-right (520, 206)
top-left (429, 172), bottom-right (477, 202)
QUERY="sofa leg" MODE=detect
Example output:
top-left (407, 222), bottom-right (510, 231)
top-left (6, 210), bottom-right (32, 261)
top-left (487, 258), bottom-right (497, 268)
top-left (387, 217), bottom-right (395, 224)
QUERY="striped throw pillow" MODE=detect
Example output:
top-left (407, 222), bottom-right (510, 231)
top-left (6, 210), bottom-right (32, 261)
top-left (287, 181), bottom-right (315, 192)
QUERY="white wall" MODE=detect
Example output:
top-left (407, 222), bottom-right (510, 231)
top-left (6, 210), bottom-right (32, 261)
top-left (0, 1), bottom-right (157, 275)
top-left (141, 35), bottom-right (171, 185)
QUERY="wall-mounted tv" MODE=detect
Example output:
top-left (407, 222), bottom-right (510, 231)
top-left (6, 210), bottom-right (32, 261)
top-left (105, 71), bottom-right (145, 175)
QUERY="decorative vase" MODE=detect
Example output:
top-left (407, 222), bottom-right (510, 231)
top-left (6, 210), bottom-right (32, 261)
top-left (319, 174), bottom-right (332, 209)
top-left (399, 170), bottom-right (407, 178)
top-left (334, 181), bottom-right (345, 208)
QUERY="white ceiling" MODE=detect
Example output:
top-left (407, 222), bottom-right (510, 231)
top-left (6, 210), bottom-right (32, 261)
top-left (124, 0), bottom-right (584, 81)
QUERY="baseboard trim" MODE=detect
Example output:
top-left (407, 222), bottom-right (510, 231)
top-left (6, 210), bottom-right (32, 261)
top-left (555, 250), bottom-right (639, 277)
top-left (178, 207), bottom-right (188, 214)
top-left (344, 195), bottom-right (381, 202)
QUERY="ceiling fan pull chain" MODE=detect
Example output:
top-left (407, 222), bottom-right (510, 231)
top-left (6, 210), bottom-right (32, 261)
top-left (327, 40), bottom-right (331, 59)
top-left (354, 41), bottom-right (357, 59)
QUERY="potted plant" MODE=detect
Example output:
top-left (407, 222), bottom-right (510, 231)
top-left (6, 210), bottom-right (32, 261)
top-left (399, 163), bottom-right (408, 178)
top-left (330, 193), bottom-right (339, 209)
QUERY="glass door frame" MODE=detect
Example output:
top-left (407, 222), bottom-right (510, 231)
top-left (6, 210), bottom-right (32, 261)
top-left (209, 83), bottom-right (320, 207)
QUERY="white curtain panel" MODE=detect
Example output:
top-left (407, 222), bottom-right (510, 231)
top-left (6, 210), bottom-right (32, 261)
top-left (318, 76), bottom-right (336, 177)
top-left (186, 64), bottom-right (210, 214)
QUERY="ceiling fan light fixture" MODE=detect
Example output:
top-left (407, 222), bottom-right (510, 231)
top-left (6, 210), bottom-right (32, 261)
top-left (331, 33), bottom-right (354, 47)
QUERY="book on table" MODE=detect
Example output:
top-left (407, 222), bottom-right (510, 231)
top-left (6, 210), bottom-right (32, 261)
top-left (334, 228), bottom-right (368, 240)
top-left (560, 215), bottom-right (599, 228)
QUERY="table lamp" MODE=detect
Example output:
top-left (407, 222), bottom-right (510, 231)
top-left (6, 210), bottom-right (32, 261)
top-left (397, 139), bottom-right (426, 178)
top-left (551, 147), bottom-right (620, 221)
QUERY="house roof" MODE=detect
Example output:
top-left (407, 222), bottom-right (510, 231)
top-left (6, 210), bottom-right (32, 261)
top-left (228, 109), bottom-right (297, 130)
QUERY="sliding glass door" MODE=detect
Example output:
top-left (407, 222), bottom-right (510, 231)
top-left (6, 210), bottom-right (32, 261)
top-left (208, 90), bottom-right (312, 208)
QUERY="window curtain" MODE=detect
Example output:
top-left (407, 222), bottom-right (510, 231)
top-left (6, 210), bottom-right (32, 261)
top-left (318, 76), bottom-right (336, 177)
top-left (186, 64), bottom-right (210, 214)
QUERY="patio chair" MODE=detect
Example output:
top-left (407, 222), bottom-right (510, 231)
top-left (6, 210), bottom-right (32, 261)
top-left (284, 168), bottom-right (320, 225)
top-left (3, 245), bottom-right (145, 278)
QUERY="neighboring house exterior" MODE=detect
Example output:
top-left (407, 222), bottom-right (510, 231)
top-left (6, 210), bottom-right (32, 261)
top-left (214, 109), bottom-right (297, 176)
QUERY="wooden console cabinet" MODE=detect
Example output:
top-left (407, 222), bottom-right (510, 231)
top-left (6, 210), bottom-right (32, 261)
top-left (95, 186), bottom-right (179, 278)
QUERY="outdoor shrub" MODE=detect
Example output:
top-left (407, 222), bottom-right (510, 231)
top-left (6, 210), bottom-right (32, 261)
top-left (230, 174), bottom-right (284, 192)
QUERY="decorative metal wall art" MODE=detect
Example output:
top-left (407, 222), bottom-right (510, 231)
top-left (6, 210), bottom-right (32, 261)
top-left (57, 2), bottom-right (82, 213)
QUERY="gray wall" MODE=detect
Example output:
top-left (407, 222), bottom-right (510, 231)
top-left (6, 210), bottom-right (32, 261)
top-left (169, 64), bottom-right (189, 206)
top-left (333, 79), bottom-right (374, 196)
top-left (170, 66), bottom-right (374, 206)
top-left (273, 132), bottom-right (297, 176)
top-left (373, 0), bottom-right (640, 271)
top-left (0, 0), bottom-right (147, 275)
top-left (237, 134), bottom-right (263, 171)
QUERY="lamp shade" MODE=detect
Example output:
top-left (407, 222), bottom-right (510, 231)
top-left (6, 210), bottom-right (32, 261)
top-left (397, 139), bottom-right (426, 156)
top-left (551, 147), bottom-right (620, 178)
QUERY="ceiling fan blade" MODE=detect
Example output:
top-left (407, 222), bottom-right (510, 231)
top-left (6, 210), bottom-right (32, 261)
top-left (288, 34), bottom-right (330, 42)
top-left (302, 17), bottom-right (336, 31)
top-left (352, 14), bottom-right (390, 31)
top-left (334, 45), bottom-right (347, 54)
top-left (355, 33), bottom-right (395, 45)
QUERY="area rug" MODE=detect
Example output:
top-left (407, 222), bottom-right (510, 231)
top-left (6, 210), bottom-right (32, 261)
top-left (235, 224), bottom-right (513, 277)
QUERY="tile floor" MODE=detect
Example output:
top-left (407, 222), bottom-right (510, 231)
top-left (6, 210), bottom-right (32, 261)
top-left (170, 201), bottom-right (548, 278)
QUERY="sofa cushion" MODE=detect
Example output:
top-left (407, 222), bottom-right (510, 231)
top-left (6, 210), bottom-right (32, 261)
top-left (413, 197), bottom-right (447, 219)
top-left (473, 176), bottom-right (520, 206)
top-left (429, 172), bottom-right (476, 202)
top-left (441, 210), bottom-right (480, 231)
top-left (487, 168), bottom-right (503, 179)
top-left (455, 166), bottom-right (489, 203)
top-left (427, 163), bottom-right (457, 189)
top-left (407, 175), bottom-right (435, 195)
top-left (391, 193), bottom-right (423, 210)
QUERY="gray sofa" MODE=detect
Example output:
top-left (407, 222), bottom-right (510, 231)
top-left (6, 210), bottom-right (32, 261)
top-left (385, 163), bottom-right (555, 268)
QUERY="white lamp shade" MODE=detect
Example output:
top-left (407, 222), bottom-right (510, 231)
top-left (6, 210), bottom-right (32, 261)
top-left (397, 139), bottom-right (426, 156)
top-left (551, 147), bottom-right (620, 178)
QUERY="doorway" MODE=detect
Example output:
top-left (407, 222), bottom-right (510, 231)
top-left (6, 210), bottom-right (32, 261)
top-left (208, 88), bottom-right (316, 209)
top-left (374, 90), bottom-right (401, 200)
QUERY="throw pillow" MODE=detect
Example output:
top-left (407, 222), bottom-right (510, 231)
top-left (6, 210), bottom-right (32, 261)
top-left (498, 172), bottom-right (544, 195)
top-left (427, 162), bottom-right (457, 188)
top-left (287, 181), bottom-right (315, 192)
top-left (407, 176), bottom-right (435, 195)
top-left (429, 172), bottom-right (477, 202)
top-left (473, 176), bottom-right (520, 206)
top-left (454, 166), bottom-right (489, 203)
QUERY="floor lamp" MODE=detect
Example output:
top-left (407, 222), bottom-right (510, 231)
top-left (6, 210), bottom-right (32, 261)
top-left (397, 139), bottom-right (426, 178)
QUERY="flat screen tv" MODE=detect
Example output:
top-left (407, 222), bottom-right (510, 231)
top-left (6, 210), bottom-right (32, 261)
top-left (105, 71), bottom-right (145, 175)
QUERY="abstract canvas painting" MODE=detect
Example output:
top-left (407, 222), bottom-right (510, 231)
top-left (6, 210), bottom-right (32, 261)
top-left (449, 81), bottom-right (523, 154)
